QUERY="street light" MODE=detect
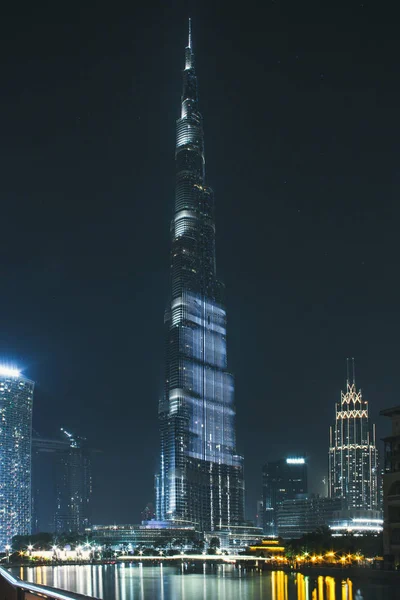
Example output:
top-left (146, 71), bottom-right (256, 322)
top-left (27, 544), bottom-right (33, 557)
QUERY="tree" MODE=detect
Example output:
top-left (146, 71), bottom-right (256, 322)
top-left (12, 533), bottom-right (53, 551)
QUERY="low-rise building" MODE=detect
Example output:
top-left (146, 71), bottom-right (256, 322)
top-left (87, 521), bottom-right (198, 549)
top-left (247, 538), bottom-right (285, 557)
top-left (277, 496), bottom-right (344, 539)
top-left (329, 512), bottom-right (383, 536)
top-left (205, 525), bottom-right (263, 551)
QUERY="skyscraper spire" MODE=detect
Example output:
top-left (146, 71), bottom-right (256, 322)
top-left (188, 17), bottom-right (192, 49)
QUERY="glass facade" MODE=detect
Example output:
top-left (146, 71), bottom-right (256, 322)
top-left (328, 375), bottom-right (378, 511)
top-left (54, 429), bottom-right (92, 534)
top-left (262, 458), bottom-right (308, 535)
top-left (32, 431), bottom-right (92, 534)
top-left (277, 496), bottom-right (344, 539)
top-left (32, 436), bottom-right (71, 533)
top-left (156, 22), bottom-right (244, 531)
top-left (0, 367), bottom-right (34, 549)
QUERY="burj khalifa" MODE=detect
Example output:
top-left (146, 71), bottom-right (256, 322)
top-left (156, 21), bottom-right (245, 532)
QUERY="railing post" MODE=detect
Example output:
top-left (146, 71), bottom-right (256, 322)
top-left (17, 586), bottom-right (25, 600)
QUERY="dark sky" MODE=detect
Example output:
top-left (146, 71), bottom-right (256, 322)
top-left (1, 0), bottom-right (399, 525)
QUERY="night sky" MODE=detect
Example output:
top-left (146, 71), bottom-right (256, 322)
top-left (1, 1), bottom-right (399, 525)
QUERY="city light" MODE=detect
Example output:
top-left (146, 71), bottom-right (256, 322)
top-left (286, 458), bottom-right (305, 464)
top-left (0, 366), bottom-right (21, 377)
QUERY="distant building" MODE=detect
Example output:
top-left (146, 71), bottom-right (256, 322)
top-left (55, 429), bottom-right (92, 534)
top-left (277, 496), bottom-right (344, 539)
top-left (262, 457), bottom-right (308, 535)
top-left (88, 521), bottom-right (198, 549)
top-left (328, 361), bottom-right (379, 512)
top-left (329, 511), bottom-right (383, 536)
top-left (32, 436), bottom-right (72, 532)
top-left (0, 366), bottom-right (34, 549)
top-left (381, 406), bottom-right (400, 567)
top-left (255, 499), bottom-right (264, 529)
top-left (205, 524), bottom-right (263, 551)
top-left (247, 539), bottom-right (285, 557)
top-left (33, 429), bottom-right (93, 534)
top-left (141, 503), bottom-right (155, 522)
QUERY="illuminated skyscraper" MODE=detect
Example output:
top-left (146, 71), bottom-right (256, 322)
top-left (0, 366), bottom-right (34, 549)
top-left (328, 361), bottom-right (379, 511)
top-left (156, 20), bottom-right (244, 531)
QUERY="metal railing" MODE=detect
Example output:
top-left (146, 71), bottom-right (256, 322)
top-left (0, 566), bottom-right (98, 600)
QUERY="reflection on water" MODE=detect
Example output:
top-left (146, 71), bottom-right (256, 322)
top-left (14, 564), bottom-right (395, 600)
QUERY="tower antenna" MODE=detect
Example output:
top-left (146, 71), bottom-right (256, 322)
top-left (352, 357), bottom-right (355, 385)
top-left (188, 17), bottom-right (192, 49)
top-left (346, 357), bottom-right (349, 385)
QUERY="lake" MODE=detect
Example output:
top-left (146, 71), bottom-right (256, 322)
top-left (12, 564), bottom-right (398, 600)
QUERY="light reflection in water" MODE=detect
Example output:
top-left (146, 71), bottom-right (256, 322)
top-left (295, 573), bottom-right (355, 600)
top-left (326, 576), bottom-right (336, 600)
top-left (272, 571), bottom-right (276, 600)
top-left (160, 563), bottom-right (164, 600)
top-left (319, 576), bottom-right (324, 600)
top-left (120, 564), bottom-right (126, 600)
top-left (11, 565), bottom-right (384, 600)
top-left (297, 573), bottom-right (306, 600)
top-left (271, 570), bottom-right (288, 600)
top-left (139, 563), bottom-right (144, 600)
top-left (347, 579), bottom-right (353, 600)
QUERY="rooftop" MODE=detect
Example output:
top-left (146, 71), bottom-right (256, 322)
top-left (380, 406), bottom-right (400, 418)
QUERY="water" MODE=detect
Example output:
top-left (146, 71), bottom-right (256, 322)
top-left (12, 564), bottom-right (398, 600)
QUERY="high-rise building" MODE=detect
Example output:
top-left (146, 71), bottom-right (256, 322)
top-left (380, 406), bottom-right (400, 568)
top-left (262, 457), bottom-right (308, 535)
top-left (328, 361), bottom-right (378, 512)
top-left (32, 430), bottom-right (93, 534)
top-left (0, 366), bottom-right (34, 549)
top-left (156, 20), bottom-right (244, 532)
top-left (54, 429), bottom-right (92, 534)
top-left (32, 436), bottom-right (71, 533)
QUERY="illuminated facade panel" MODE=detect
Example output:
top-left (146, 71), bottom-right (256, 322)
top-left (156, 21), bottom-right (244, 531)
top-left (328, 367), bottom-right (379, 512)
top-left (0, 368), bottom-right (34, 549)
